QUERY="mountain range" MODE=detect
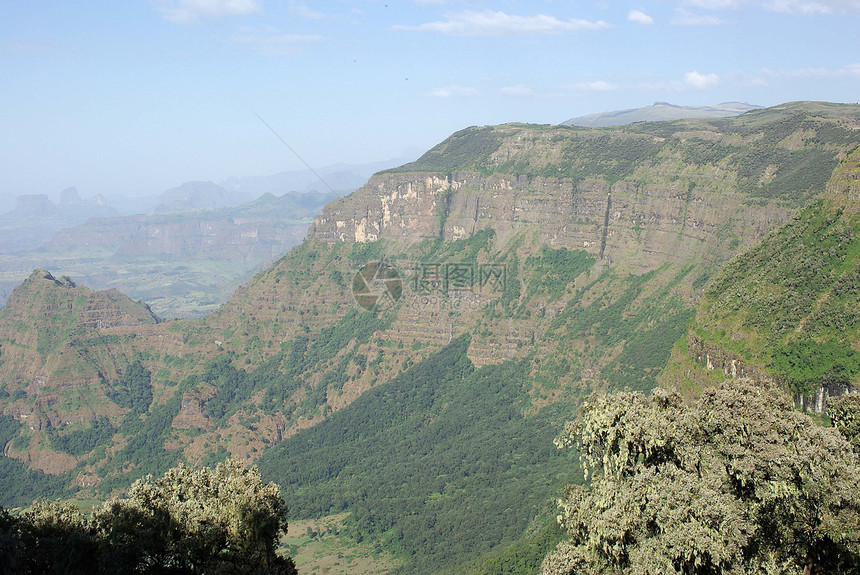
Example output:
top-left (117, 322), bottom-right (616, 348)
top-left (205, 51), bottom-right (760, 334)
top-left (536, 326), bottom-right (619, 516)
top-left (0, 101), bottom-right (858, 573)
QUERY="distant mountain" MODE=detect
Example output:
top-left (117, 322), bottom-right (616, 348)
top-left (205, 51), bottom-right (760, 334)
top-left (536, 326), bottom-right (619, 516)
top-left (154, 181), bottom-right (251, 212)
top-left (561, 101), bottom-right (762, 127)
top-left (0, 190), bottom-right (337, 318)
top-left (220, 157), bottom-right (416, 198)
top-left (0, 191), bottom-right (117, 255)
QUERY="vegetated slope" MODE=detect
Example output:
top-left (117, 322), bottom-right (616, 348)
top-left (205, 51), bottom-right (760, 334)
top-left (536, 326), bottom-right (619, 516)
top-left (256, 335), bottom-right (580, 574)
top-left (662, 145), bottom-right (860, 408)
top-left (0, 102), bottom-right (858, 571)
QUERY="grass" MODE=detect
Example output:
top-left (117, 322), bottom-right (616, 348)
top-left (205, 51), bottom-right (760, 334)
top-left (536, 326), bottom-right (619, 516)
top-left (281, 514), bottom-right (401, 575)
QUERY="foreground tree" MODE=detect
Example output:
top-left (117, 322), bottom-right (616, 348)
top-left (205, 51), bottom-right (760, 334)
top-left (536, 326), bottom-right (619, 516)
top-left (94, 459), bottom-right (296, 574)
top-left (542, 380), bottom-right (860, 575)
top-left (0, 459), bottom-right (296, 574)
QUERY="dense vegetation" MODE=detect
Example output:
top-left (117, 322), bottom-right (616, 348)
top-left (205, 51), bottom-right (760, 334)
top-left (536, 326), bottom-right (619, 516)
top-left (257, 335), bottom-right (581, 574)
top-left (544, 379), bottom-right (860, 575)
top-left (0, 460), bottom-right (295, 574)
top-left (694, 196), bottom-right (860, 396)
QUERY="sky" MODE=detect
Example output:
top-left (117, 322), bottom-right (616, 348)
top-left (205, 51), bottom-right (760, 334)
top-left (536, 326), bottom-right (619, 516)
top-left (1, 0), bottom-right (859, 204)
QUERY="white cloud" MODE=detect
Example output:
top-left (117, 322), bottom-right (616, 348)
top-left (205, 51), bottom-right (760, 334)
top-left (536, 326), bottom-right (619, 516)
top-left (155, 0), bottom-right (260, 24)
top-left (685, 70), bottom-right (720, 89)
top-left (679, 0), bottom-right (860, 13)
top-left (671, 8), bottom-right (727, 24)
top-left (573, 80), bottom-right (619, 91)
top-left (428, 85), bottom-right (480, 98)
top-left (394, 10), bottom-right (610, 37)
top-left (289, 4), bottom-right (326, 19)
top-left (500, 84), bottom-right (535, 97)
top-left (628, 9), bottom-right (654, 24)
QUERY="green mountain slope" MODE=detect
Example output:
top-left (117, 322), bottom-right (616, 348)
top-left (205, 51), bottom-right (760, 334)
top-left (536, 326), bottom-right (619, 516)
top-left (663, 145), bottom-right (860, 408)
top-left (0, 101), bottom-right (859, 571)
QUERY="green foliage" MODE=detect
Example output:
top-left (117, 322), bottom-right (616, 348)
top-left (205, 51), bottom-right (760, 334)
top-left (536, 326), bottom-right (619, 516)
top-left (98, 379), bottom-right (192, 492)
top-left (257, 336), bottom-right (579, 574)
top-left (601, 295), bottom-right (694, 393)
top-left (545, 380), bottom-right (860, 575)
top-left (771, 339), bottom-right (860, 395)
top-left (107, 359), bottom-right (153, 415)
top-left (0, 460), bottom-right (296, 574)
top-left (348, 239), bottom-right (390, 264)
top-left (261, 307), bottom-right (394, 415)
top-left (48, 417), bottom-right (116, 457)
top-left (696, 197), bottom-right (860, 395)
top-left (387, 126), bottom-right (504, 173)
top-left (16, 499), bottom-right (98, 575)
top-left (0, 413), bottom-right (21, 447)
top-left (203, 353), bottom-right (251, 424)
top-left (0, 457), bottom-right (69, 508)
top-left (525, 246), bottom-right (595, 300)
top-left (829, 393), bottom-right (860, 455)
top-left (466, 521), bottom-right (565, 575)
top-left (544, 267), bottom-right (695, 392)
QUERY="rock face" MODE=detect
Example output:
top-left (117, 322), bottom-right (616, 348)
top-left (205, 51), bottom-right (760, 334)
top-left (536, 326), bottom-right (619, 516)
top-left (310, 169), bottom-right (790, 275)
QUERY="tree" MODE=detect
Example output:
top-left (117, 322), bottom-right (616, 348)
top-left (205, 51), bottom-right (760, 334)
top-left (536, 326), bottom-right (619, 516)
top-left (94, 459), bottom-right (296, 574)
top-left (828, 393), bottom-right (860, 455)
top-left (0, 459), bottom-right (296, 574)
top-left (17, 499), bottom-right (97, 575)
top-left (542, 380), bottom-right (860, 575)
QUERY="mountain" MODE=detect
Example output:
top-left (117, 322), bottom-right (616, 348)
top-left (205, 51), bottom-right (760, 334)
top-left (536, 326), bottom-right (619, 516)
top-left (0, 101), bottom-right (859, 572)
top-left (661, 144), bottom-right (860, 410)
top-left (153, 181), bottom-right (251, 212)
top-left (561, 101), bottom-right (762, 127)
top-left (0, 192), bottom-right (117, 255)
top-left (220, 157), bottom-right (417, 198)
top-left (0, 190), bottom-right (337, 318)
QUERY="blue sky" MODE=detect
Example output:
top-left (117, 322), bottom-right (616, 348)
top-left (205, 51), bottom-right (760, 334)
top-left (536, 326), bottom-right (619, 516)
top-left (1, 0), bottom-right (859, 202)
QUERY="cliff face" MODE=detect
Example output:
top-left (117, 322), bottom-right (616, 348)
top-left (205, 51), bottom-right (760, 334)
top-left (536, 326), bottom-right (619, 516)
top-left (310, 168), bottom-right (791, 274)
top-left (0, 102), bottom-right (858, 491)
